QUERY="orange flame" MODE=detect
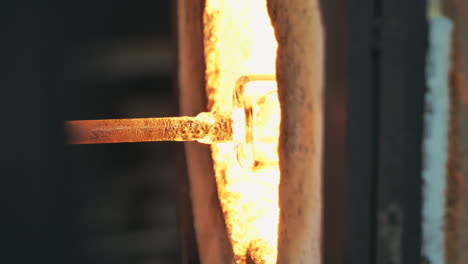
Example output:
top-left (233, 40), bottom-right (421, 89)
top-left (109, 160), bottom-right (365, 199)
top-left (203, 1), bottom-right (280, 263)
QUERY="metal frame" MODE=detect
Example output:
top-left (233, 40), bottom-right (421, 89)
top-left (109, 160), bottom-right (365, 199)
top-left (321, 0), bottom-right (377, 262)
top-left (376, 0), bottom-right (427, 262)
top-left (322, 0), bottom-right (427, 263)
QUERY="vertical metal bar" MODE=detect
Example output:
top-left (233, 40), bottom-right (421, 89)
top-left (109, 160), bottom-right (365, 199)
top-left (440, 0), bottom-right (468, 262)
top-left (321, 0), bottom-right (377, 262)
top-left (345, 0), bottom-right (378, 262)
top-left (376, 0), bottom-right (427, 262)
top-left (321, 0), bottom-right (348, 262)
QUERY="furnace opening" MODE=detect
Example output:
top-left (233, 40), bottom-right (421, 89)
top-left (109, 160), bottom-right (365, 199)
top-left (203, 0), bottom-right (280, 263)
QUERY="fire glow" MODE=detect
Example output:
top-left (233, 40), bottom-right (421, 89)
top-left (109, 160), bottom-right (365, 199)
top-left (203, 0), bottom-right (280, 263)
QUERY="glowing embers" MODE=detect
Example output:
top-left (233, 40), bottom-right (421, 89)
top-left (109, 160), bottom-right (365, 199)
top-left (233, 75), bottom-right (280, 171)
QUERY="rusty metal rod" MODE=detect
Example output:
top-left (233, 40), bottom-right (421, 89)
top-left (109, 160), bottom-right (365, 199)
top-left (65, 112), bottom-right (232, 144)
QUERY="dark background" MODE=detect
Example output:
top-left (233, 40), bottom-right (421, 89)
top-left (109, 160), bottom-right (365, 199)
top-left (3, 1), bottom-right (181, 264)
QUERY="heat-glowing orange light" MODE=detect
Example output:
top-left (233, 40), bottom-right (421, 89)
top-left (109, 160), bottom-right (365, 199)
top-left (204, 0), bottom-right (280, 263)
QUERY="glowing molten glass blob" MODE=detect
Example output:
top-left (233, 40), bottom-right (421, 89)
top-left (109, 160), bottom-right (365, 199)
top-left (233, 76), bottom-right (280, 171)
top-left (204, 0), bottom-right (280, 263)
